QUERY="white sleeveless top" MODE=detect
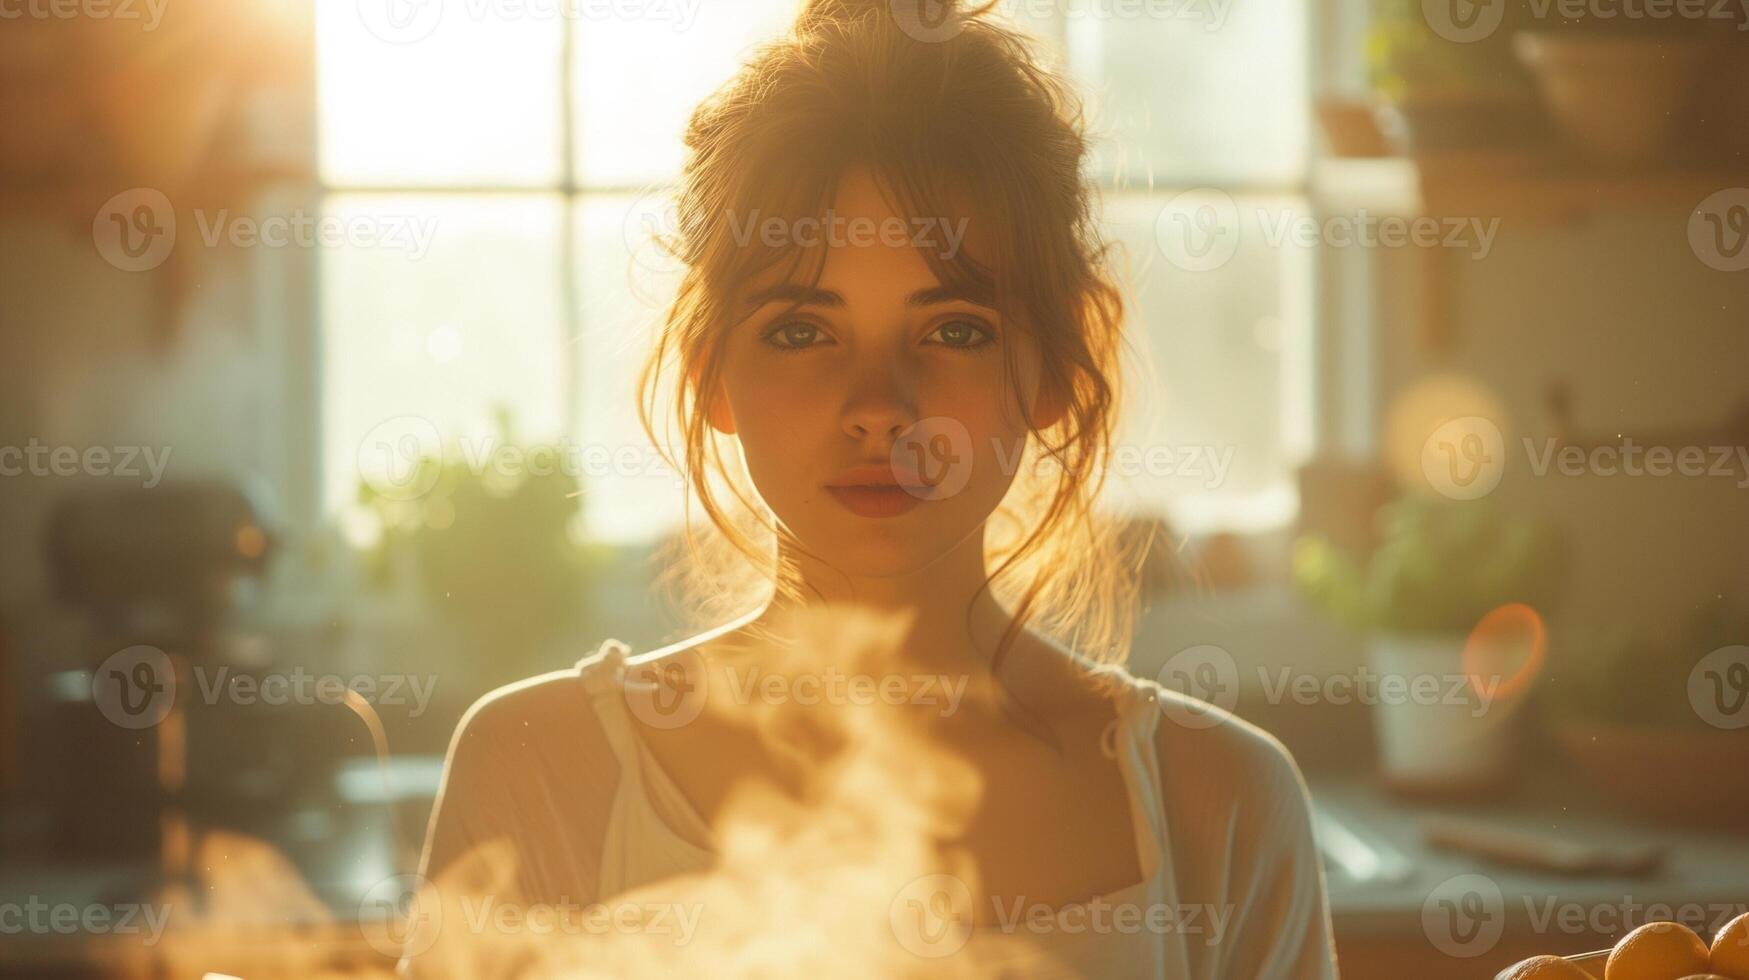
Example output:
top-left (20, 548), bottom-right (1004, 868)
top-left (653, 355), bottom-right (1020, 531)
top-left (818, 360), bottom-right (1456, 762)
top-left (567, 640), bottom-right (1338, 979)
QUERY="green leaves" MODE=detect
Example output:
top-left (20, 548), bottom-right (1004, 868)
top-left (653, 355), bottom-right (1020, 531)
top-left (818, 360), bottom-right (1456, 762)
top-left (1293, 496), bottom-right (1570, 634)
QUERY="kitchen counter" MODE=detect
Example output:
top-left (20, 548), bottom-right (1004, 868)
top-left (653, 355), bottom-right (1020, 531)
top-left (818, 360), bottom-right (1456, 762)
top-left (1307, 763), bottom-right (1749, 978)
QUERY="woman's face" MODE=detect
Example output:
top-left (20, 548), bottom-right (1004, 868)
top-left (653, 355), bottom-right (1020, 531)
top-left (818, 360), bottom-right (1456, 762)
top-left (712, 169), bottom-right (1045, 578)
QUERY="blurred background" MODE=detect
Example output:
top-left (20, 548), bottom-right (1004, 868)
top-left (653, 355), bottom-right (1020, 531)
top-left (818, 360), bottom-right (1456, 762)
top-left (0, 0), bottom-right (1746, 977)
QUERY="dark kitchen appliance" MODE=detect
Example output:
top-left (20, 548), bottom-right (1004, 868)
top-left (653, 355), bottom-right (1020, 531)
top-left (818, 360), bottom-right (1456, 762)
top-left (41, 481), bottom-right (272, 873)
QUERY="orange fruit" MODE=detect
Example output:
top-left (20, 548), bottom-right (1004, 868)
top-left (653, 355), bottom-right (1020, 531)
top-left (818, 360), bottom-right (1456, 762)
top-left (1713, 912), bottom-right (1749, 980)
top-left (1498, 954), bottom-right (1593, 979)
top-left (1607, 921), bottom-right (1712, 980)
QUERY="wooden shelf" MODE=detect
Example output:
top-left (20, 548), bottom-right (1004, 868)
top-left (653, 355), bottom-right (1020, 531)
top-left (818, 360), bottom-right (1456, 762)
top-left (1313, 154), bottom-right (1742, 222)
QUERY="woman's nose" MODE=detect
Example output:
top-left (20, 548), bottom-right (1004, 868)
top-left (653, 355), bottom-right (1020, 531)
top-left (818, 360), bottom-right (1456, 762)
top-left (840, 357), bottom-right (919, 442)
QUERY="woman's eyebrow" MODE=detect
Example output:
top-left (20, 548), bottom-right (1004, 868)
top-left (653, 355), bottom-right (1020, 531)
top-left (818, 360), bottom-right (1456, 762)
top-left (907, 284), bottom-right (994, 309)
top-left (739, 283), bottom-right (994, 311)
top-left (741, 283), bottom-right (843, 311)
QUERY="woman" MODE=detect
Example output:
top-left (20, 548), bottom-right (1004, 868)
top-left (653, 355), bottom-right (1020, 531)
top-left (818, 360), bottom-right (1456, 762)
top-left (404, 1), bottom-right (1336, 975)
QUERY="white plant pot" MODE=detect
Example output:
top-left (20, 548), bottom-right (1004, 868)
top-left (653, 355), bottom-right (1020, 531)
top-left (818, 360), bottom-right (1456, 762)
top-left (1368, 633), bottom-right (1518, 793)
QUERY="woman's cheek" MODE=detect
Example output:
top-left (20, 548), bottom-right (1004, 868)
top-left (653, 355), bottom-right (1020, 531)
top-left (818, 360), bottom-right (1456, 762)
top-left (930, 392), bottom-right (1014, 486)
top-left (728, 357), bottom-right (827, 435)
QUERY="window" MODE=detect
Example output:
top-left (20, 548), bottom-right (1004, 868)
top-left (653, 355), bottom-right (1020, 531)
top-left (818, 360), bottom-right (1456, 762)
top-left (316, 0), bottom-right (1310, 544)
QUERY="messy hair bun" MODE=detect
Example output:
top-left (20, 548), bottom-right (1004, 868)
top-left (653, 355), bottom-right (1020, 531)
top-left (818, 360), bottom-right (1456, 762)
top-left (641, 0), bottom-right (1141, 665)
top-left (795, 0), bottom-right (990, 36)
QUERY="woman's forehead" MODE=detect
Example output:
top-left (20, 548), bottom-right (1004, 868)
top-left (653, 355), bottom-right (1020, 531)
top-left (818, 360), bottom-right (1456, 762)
top-left (727, 167), bottom-right (998, 309)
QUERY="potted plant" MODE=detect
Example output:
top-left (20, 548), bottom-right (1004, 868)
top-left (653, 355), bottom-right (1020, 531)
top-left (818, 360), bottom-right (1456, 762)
top-left (356, 411), bottom-right (608, 693)
top-left (1365, 0), bottom-right (1539, 154)
top-left (1294, 495), bottom-right (1570, 795)
top-left (1512, 14), bottom-right (1719, 166)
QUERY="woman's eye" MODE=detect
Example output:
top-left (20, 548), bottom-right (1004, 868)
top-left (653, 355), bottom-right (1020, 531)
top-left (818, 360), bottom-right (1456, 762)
top-left (764, 321), bottom-right (827, 350)
top-left (926, 319), bottom-right (992, 349)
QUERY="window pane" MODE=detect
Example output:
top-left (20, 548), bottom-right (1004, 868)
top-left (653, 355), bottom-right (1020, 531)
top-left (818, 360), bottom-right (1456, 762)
top-left (316, 0), bottom-right (563, 186)
top-left (572, 194), bottom-right (687, 542)
top-left (1060, 0), bottom-right (1308, 183)
top-left (322, 194), bottom-right (567, 514)
top-left (1099, 191), bottom-right (1313, 531)
top-left (572, 1), bottom-right (799, 186)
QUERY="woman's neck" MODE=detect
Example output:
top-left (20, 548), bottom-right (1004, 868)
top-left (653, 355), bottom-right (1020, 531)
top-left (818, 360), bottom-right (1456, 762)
top-left (758, 525), bottom-right (1016, 676)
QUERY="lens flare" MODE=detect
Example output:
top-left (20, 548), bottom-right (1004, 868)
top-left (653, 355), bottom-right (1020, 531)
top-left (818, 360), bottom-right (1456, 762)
top-left (1461, 602), bottom-right (1547, 703)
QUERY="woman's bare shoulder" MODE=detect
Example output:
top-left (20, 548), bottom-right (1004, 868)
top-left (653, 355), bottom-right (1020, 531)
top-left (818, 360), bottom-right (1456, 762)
top-left (447, 639), bottom-right (640, 759)
top-left (619, 613), bottom-right (762, 670)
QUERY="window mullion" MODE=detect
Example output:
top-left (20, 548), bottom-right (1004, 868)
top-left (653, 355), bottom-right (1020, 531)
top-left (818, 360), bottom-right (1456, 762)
top-left (559, 16), bottom-right (582, 446)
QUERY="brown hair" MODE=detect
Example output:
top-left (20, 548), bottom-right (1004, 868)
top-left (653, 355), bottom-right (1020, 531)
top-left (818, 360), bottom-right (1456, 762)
top-left (639, 0), bottom-right (1146, 664)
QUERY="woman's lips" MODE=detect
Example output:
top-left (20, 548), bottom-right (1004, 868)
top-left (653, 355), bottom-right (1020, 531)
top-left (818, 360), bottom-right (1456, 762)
top-left (824, 484), bottom-right (923, 518)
